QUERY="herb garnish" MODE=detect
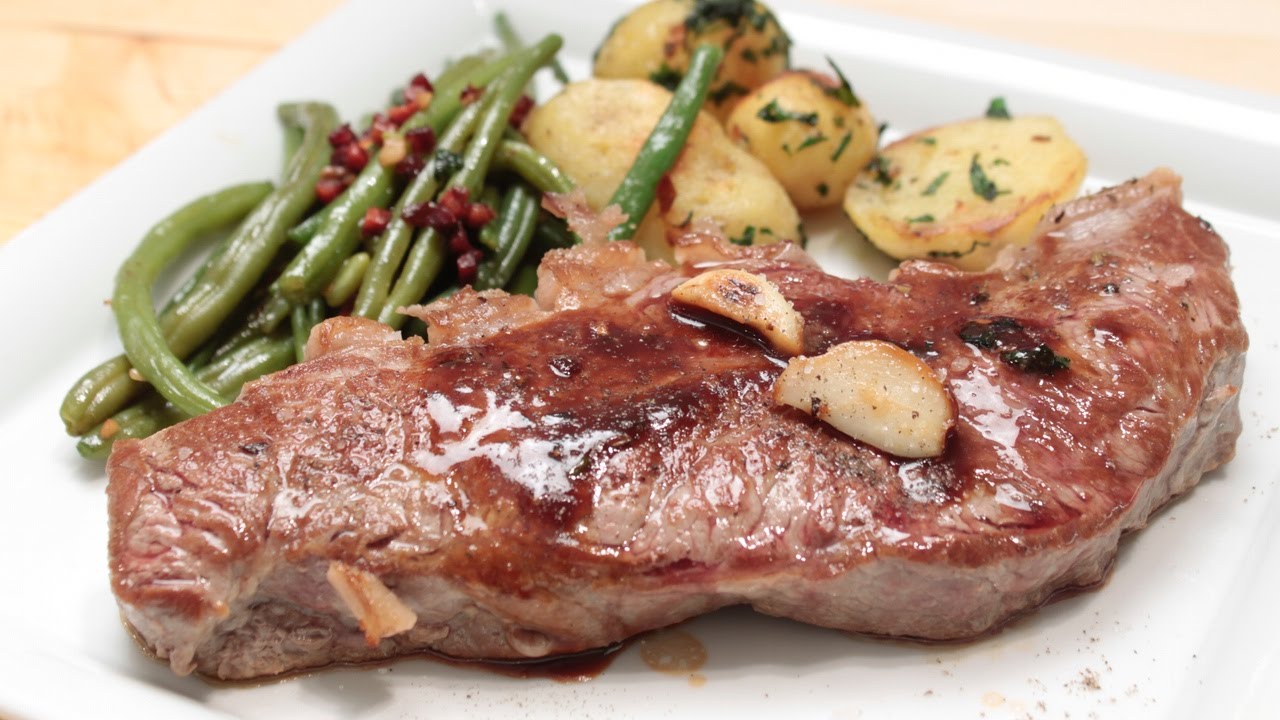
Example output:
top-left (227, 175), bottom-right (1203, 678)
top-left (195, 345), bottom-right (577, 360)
top-left (868, 155), bottom-right (893, 186)
top-left (824, 56), bottom-right (861, 107)
top-left (795, 133), bottom-right (828, 152)
top-left (928, 239), bottom-right (989, 259)
top-left (685, 0), bottom-right (757, 32)
top-left (756, 99), bottom-right (819, 125)
top-left (1001, 345), bottom-right (1070, 373)
top-left (921, 170), bottom-right (950, 196)
top-left (985, 96), bottom-right (1011, 119)
top-left (907, 213), bottom-right (935, 223)
top-left (709, 81), bottom-right (749, 105)
top-left (730, 225), bottom-right (757, 246)
top-left (958, 317), bottom-right (1070, 374)
top-left (649, 64), bottom-right (683, 91)
top-left (830, 131), bottom-right (853, 162)
top-left (918, 136), bottom-right (936, 145)
top-left (969, 154), bottom-right (1006, 201)
top-left (432, 149), bottom-right (464, 181)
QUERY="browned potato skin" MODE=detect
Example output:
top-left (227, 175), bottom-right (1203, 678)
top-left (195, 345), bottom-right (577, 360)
top-left (726, 70), bottom-right (879, 211)
top-left (523, 79), bottom-right (801, 262)
top-left (843, 116), bottom-right (1087, 270)
top-left (592, 0), bottom-right (790, 120)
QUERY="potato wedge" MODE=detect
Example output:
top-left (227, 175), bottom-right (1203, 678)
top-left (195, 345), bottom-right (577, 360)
top-left (593, 0), bottom-right (790, 119)
top-left (843, 115), bottom-right (1087, 270)
top-left (523, 79), bottom-right (802, 262)
top-left (726, 70), bottom-right (878, 210)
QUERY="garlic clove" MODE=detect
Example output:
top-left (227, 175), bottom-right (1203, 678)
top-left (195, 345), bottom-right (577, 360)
top-left (670, 269), bottom-right (804, 356)
top-left (327, 561), bottom-right (418, 647)
top-left (774, 339), bottom-right (955, 458)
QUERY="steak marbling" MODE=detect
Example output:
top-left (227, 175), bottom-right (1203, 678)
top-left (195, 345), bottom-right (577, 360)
top-left (107, 169), bottom-right (1246, 679)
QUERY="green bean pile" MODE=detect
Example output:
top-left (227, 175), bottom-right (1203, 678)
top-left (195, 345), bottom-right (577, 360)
top-left (60, 25), bottom-right (725, 460)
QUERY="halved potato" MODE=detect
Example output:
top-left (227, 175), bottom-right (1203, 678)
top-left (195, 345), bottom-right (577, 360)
top-left (523, 79), bottom-right (801, 262)
top-left (593, 0), bottom-right (790, 119)
top-left (842, 115), bottom-right (1087, 270)
top-left (726, 69), bottom-right (879, 210)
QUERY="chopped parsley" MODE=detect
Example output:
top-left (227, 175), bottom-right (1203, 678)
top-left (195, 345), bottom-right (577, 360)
top-left (906, 213), bottom-right (935, 223)
top-left (918, 136), bottom-right (937, 145)
top-left (921, 170), bottom-right (950, 196)
top-left (816, 182), bottom-right (829, 197)
top-left (730, 225), bottom-right (757, 246)
top-left (795, 133), bottom-right (828, 152)
top-left (1001, 345), bottom-right (1070, 373)
top-left (824, 56), bottom-right (861, 107)
top-left (648, 64), bottom-right (683, 91)
top-left (991, 157), bottom-right (1010, 166)
top-left (867, 155), bottom-right (893, 186)
top-left (685, 0), bottom-right (758, 32)
top-left (756, 99), bottom-right (818, 125)
top-left (985, 96), bottom-right (1012, 119)
top-left (830, 131), bottom-right (853, 162)
top-left (969, 154), bottom-right (1007, 201)
top-left (928, 239), bottom-right (989, 259)
top-left (709, 81), bottom-right (749, 105)
top-left (432, 149), bottom-right (464, 181)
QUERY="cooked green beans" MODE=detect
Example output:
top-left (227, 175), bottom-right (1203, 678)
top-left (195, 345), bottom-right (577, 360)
top-left (59, 182), bottom-right (273, 435)
top-left (324, 252), bottom-right (370, 308)
top-left (475, 183), bottom-right (539, 290)
top-left (290, 298), bottom-right (326, 363)
top-left (112, 182), bottom-right (279, 416)
top-left (352, 101), bottom-right (486, 319)
top-left (607, 44), bottom-right (723, 241)
top-left (493, 139), bottom-right (575, 194)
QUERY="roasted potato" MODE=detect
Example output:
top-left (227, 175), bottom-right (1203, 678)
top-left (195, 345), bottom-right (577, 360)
top-left (523, 79), bottom-right (802, 261)
top-left (726, 69), bottom-right (878, 211)
top-left (593, 0), bottom-right (790, 119)
top-left (843, 116), bottom-right (1087, 270)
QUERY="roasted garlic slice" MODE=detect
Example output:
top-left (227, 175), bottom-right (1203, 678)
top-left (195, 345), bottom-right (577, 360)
top-left (671, 268), bottom-right (804, 356)
top-left (774, 339), bottom-right (955, 457)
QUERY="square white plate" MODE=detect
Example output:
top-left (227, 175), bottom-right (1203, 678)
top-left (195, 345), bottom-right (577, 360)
top-left (2, 1), bottom-right (1278, 718)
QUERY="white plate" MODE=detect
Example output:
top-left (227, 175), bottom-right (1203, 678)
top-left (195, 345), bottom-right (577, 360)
top-left (2, 1), bottom-right (1279, 718)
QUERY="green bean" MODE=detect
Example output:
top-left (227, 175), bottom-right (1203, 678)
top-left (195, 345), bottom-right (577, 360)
top-left (76, 335), bottom-right (294, 459)
top-left (607, 44), bottom-right (723, 241)
top-left (159, 102), bottom-right (337, 341)
top-left (377, 35), bottom-right (563, 327)
top-left (494, 11), bottom-right (570, 84)
top-left (475, 183), bottom-right (539, 290)
top-left (324, 252), bottom-right (370, 308)
top-left (352, 101), bottom-right (486, 319)
top-left (59, 181), bottom-right (273, 435)
top-left (286, 204), bottom-right (331, 245)
top-left (492, 139), bottom-right (575, 194)
top-left (112, 181), bottom-right (284, 416)
top-left (506, 262), bottom-right (540, 296)
top-left (290, 298), bottom-right (326, 364)
top-left (534, 217), bottom-right (577, 250)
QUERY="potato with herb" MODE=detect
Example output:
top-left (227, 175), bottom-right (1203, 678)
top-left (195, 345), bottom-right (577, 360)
top-left (523, 78), bottom-right (801, 261)
top-left (593, 0), bottom-right (790, 119)
top-left (843, 114), bottom-right (1087, 270)
top-left (726, 66), bottom-right (878, 210)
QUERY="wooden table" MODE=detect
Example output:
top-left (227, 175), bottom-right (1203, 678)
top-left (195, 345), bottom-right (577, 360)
top-left (2, 0), bottom-right (1277, 244)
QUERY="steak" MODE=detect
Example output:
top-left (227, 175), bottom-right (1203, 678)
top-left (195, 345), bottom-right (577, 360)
top-left (106, 169), bottom-right (1246, 679)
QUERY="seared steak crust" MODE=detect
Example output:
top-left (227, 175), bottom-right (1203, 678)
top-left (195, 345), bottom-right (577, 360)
top-left (107, 170), bottom-right (1246, 679)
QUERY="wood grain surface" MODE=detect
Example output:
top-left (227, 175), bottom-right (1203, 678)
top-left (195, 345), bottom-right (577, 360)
top-left (2, 0), bottom-right (1277, 244)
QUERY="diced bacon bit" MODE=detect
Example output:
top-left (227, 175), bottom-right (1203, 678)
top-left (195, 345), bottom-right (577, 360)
top-left (407, 72), bottom-right (433, 95)
top-left (402, 201), bottom-right (457, 231)
top-left (656, 174), bottom-right (677, 214)
top-left (438, 187), bottom-right (470, 218)
top-left (448, 227), bottom-right (474, 256)
top-left (331, 142), bottom-right (368, 172)
top-left (394, 154), bottom-right (425, 179)
top-left (460, 84), bottom-right (483, 105)
top-left (315, 166), bottom-right (352, 204)
top-left (464, 202), bottom-right (496, 230)
top-left (378, 132), bottom-right (408, 168)
top-left (456, 246), bottom-right (483, 285)
top-left (100, 418), bottom-right (120, 440)
top-left (362, 207), bottom-right (393, 237)
top-left (327, 123), bottom-right (357, 148)
top-left (542, 189), bottom-right (626, 245)
top-left (387, 102), bottom-right (418, 126)
top-left (326, 561), bottom-right (418, 647)
top-left (509, 94), bottom-right (535, 128)
top-left (404, 126), bottom-right (436, 155)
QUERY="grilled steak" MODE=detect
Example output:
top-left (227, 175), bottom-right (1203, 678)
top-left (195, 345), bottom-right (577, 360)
top-left (107, 169), bottom-right (1246, 679)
